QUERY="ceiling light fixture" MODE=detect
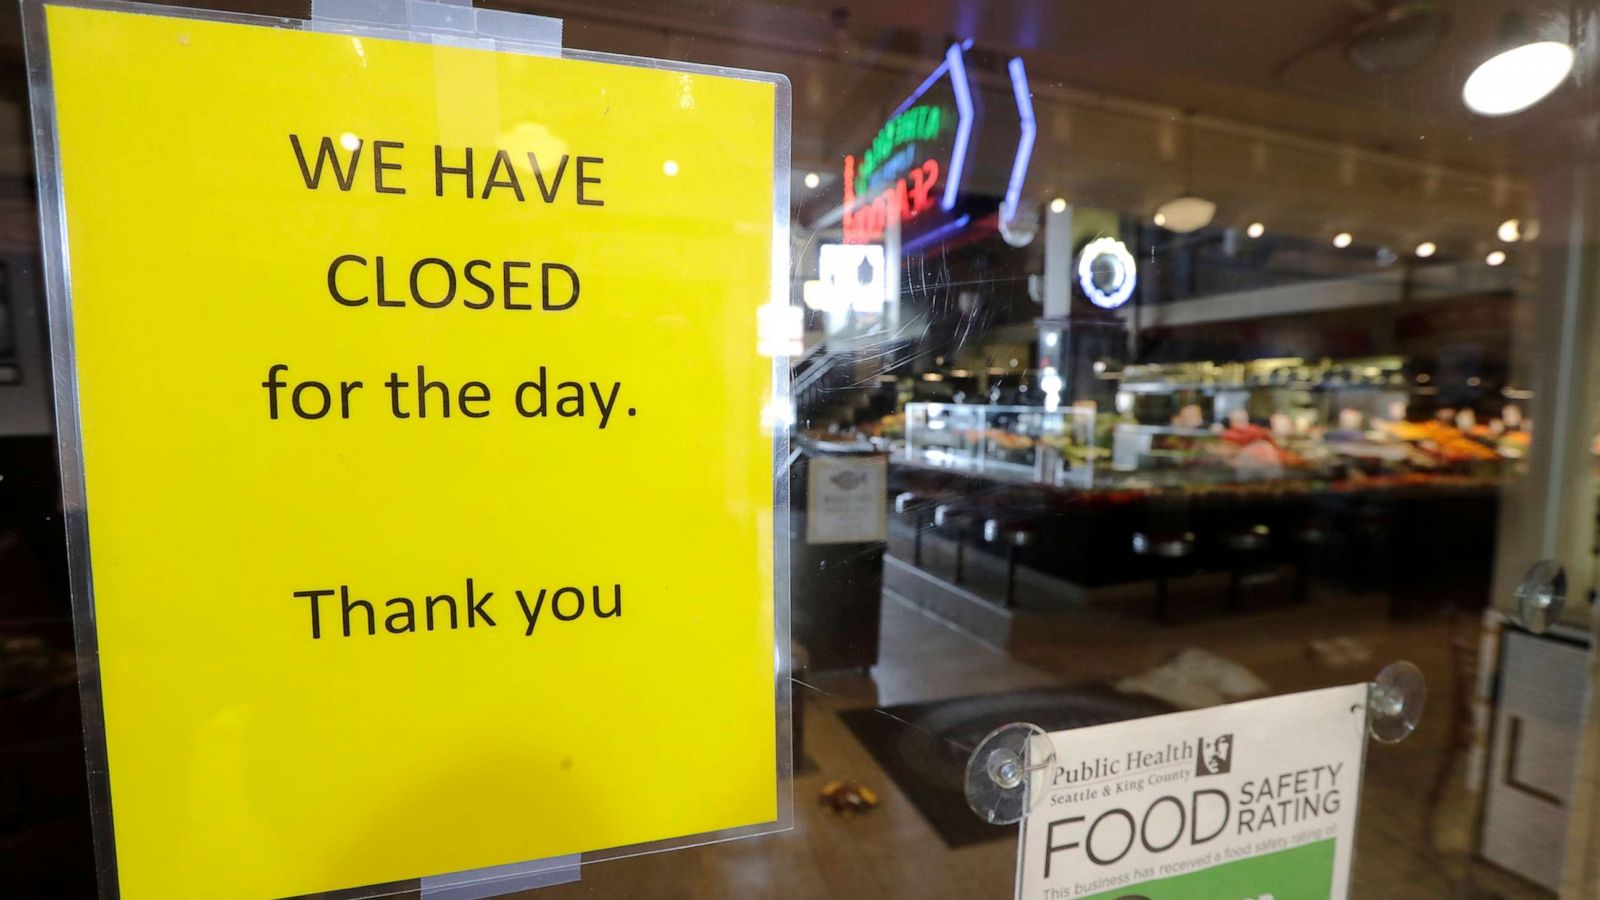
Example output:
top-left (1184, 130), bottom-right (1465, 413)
top-left (1498, 218), bottom-right (1522, 242)
top-left (803, 172), bottom-right (821, 189)
top-left (1049, 197), bottom-right (1068, 214)
top-left (1415, 241), bottom-right (1437, 258)
top-left (1246, 222), bottom-right (1265, 239)
top-left (1153, 197), bottom-right (1216, 233)
top-left (1333, 232), bottom-right (1353, 249)
top-left (1463, 13), bottom-right (1574, 116)
top-left (1487, 250), bottom-right (1507, 266)
top-left (1153, 112), bottom-right (1216, 233)
top-left (1344, 1), bottom-right (1451, 76)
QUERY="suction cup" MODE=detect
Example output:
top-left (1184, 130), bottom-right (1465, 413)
top-left (1514, 559), bottom-right (1566, 634)
top-left (1368, 660), bottom-right (1426, 744)
top-left (965, 722), bottom-right (1055, 825)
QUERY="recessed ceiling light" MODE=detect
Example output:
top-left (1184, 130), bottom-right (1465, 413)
top-left (1498, 218), bottom-right (1521, 242)
top-left (1247, 222), bottom-right (1265, 239)
top-left (1049, 197), bottom-right (1068, 214)
top-left (1415, 241), bottom-right (1437, 258)
top-left (1152, 196), bottom-right (1216, 233)
top-left (803, 172), bottom-right (820, 189)
top-left (1152, 113), bottom-right (1216, 234)
top-left (1487, 250), bottom-right (1508, 266)
top-left (1333, 232), bottom-right (1353, 249)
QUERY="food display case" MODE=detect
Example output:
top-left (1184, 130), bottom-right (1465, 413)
top-left (1110, 425), bottom-right (1222, 472)
top-left (1109, 422), bottom-right (1324, 481)
top-left (1106, 355), bottom-right (1527, 478)
top-left (1116, 357), bottom-right (1411, 433)
top-left (902, 402), bottom-right (1097, 485)
top-left (895, 353), bottom-right (1527, 496)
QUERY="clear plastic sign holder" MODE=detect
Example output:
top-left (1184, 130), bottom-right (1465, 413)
top-left (22, 0), bottom-right (794, 898)
top-left (965, 661), bottom-right (1428, 826)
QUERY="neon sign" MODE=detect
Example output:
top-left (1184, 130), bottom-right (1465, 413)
top-left (856, 104), bottom-right (943, 193)
top-left (843, 155), bottom-right (940, 244)
top-left (1078, 237), bottom-right (1138, 309)
top-left (843, 43), bottom-right (974, 245)
top-left (1001, 57), bottom-right (1036, 224)
top-left (841, 45), bottom-right (1036, 251)
top-left (940, 43), bottom-right (974, 212)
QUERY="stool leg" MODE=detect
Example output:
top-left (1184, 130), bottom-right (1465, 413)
top-left (1005, 544), bottom-right (1018, 609)
top-left (911, 511), bottom-right (925, 567)
top-left (953, 529), bottom-right (965, 585)
top-left (1294, 549), bottom-right (1312, 604)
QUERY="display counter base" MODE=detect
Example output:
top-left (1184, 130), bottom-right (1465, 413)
top-left (884, 555), bottom-right (1014, 647)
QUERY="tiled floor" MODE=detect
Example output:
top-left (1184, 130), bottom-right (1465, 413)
top-left (523, 578), bottom-right (1551, 899)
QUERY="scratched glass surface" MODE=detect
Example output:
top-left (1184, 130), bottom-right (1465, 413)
top-left (6, 0), bottom-right (1600, 898)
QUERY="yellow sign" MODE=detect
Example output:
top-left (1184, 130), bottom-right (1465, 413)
top-left (41, 5), bottom-right (782, 898)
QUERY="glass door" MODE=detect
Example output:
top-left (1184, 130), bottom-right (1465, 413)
top-left (6, 1), bottom-right (1600, 898)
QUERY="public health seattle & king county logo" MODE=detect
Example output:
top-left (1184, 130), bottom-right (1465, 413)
top-left (1195, 733), bottom-right (1233, 776)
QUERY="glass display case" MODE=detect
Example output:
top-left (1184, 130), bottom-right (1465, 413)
top-left (1110, 423), bottom-right (1311, 481)
top-left (1110, 424), bottom-right (1223, 473)
top-left (1116, 358), bottom-right (1413, 432)
top-left (903, 403), bottom-right (1097, 484)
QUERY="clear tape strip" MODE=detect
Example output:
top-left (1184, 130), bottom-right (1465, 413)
top-left (308, 0), bottom-right (562, 52)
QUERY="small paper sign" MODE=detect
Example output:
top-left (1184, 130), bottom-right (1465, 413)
top-left (1017, 684), bottom-right (1368, 900)
top-left (806, 454), bottom-right (887, 544)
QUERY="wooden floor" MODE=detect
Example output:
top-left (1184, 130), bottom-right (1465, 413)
top-left (511, 578), bottom-right (1553, 900)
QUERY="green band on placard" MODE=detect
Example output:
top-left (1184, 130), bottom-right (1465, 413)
top-left (1076, 838), bottom-right (1336, 900)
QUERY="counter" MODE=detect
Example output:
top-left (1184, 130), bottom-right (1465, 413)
top-left (887, 458), bottom-right (1500, 616)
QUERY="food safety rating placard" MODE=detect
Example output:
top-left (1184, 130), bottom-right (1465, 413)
top-left (1017, 684), bottom-right (1368, 900)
